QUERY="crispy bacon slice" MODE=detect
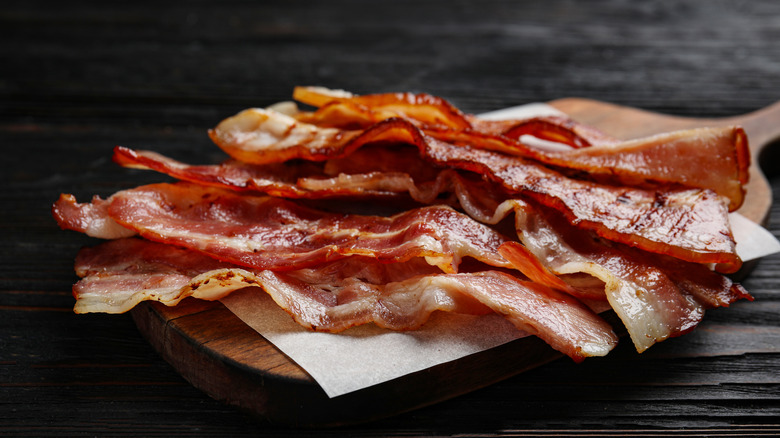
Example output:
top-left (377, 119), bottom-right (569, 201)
top-left (54, 182), bottom-right (514, 274)
top-left (290, 88), bottom-right (749, 209)
top-left (209, 109), bottom-right (740, 271)
top-left (428, 136), bottom-right (739, 271)
top-left (291, 86), bottom-right (614, 147)
top-left (73, 237), bottom-right (237, 313)
top-left (74, 238), bottom-right (617, 361)
top-left (521, 126), bottom-right (749, 210)
top-left (112, 145), bottom-right (446, 201)
top-left (292, 86), bottom-right (472, 130)
top-left (113, 145), bottom-right (513, 219)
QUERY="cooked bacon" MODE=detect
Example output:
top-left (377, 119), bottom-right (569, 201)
top-left (289, 88), bottom-right (749, 209)
top-left (427, 125), bottom-right (748, 210)
top-left (498, 197), bottom-right (749, 352)
top-left (112, 145), bottom-right (447, 201)
top-left (292, 86), bottom-right (616, 146)
top-left (439, 178), bottom-right (750, 351)
top-left (73, 237), bottom-right (237, 313)
top-left (109, 144), bottom-right (750, 352)
top-left (428, 136), bottom-right (739, 271)
top-left (55, 182), bottom-right (514, 274)
top-left (75, 238), bottom-right (618, 361)
top-left (108, 141), bottom-right (750, 353)
top-left (112, 144), bottom-right (517, 222)
top-left (209, 109), bottom-right (740, 271)
top-left (293, 86), bottom-right (472, 130)
top-left (114, 146), bottom-right (329, 193)
top-left (521, 126), bottom-right (749, 210)
top-left (52, 193), bottom-right (135, 239)
top-left (54, 86), bottom-right (754, 361)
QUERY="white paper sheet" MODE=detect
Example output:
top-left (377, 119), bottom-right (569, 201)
top-left (220, 290), bottom-right (525, 398)
top-left (220, 103), bottom-right (780, 398)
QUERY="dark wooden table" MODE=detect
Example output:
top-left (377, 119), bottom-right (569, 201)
top-left (3, 1), bottom-right (780, 436)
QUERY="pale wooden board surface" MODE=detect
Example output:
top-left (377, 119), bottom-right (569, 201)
top-left (130, 99), bottom-right (780, 426)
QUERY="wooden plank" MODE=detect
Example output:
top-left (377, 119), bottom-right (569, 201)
top-left (6, 1), bottom-right (780, 434)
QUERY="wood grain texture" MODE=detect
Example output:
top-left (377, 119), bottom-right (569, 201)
top-left (3, 0), bottom-right (780, 435)
top-left (127, 98), bottom-right (779, 426)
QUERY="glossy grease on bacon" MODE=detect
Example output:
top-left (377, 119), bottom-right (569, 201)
top-left (53, 86), bottom-right (754, 360)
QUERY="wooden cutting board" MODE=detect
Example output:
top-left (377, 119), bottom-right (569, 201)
top-left (130, 99), bottom-right (780, 427)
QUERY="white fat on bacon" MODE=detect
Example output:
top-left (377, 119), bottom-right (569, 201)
top-left (52, 194), bottom-right (135, 239)
top-left (74, 238), bottom-right (617, 361)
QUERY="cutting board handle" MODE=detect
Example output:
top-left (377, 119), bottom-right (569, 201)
top-left (727, 100), bottom-right (780, 151)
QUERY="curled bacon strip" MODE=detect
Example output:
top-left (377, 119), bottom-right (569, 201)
top-left (292, 86), bottom-right (614, 147)
top-left (502, 198), bottom-right (748, 352)
top-left (469, 115), bottom-right (614, 148)
top-left (209, 109), bottom-right (740, 271)
top-left (54, 182), bottom-right (513, 274)
top-left (427, 125), bottom-right (749, 210)
top-left (75, 238), bottom-right (618, 361)
top-left (112, 145), bottom-right (443, 200)
top-left (293, 86), bottom-right (472, 130)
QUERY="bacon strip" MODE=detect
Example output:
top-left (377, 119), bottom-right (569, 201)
top-left (54, 182), bottom-right (513, 274)
top-left (292, 86), bottom-right (615, 147)
top-left (209, 109), bottom-right (740, 271)
top-left (292, 86), bottom-right (473, 130)
top-left (497, 198), bottom-right (748, 352)
top-left (112, 145), bottom-right (510, 219)
top-left (112, 145), bottom-right (441, 200)
top-left (428, 136), bottom-right (739, 270)
top-left (74, 238), bottom-right (618, 361)
top-left (290, 88), bottom-right (749, 209)
top-left (427, 125), bottom-right (748, 210)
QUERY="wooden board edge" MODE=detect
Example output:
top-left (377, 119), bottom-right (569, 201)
top-left (130, 298), bottom-right (584, 427)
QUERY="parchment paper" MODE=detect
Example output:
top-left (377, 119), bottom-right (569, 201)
top-left (220, 103), bottom-right (780, 398)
